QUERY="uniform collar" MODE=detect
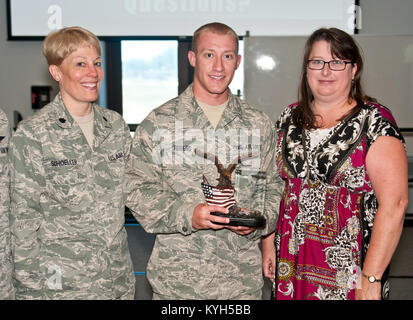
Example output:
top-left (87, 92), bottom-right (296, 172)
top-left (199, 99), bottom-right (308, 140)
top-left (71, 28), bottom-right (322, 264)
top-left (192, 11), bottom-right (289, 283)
top-left (52, 93), bottom-right (74, 129)
top-left (51, 92), bottom-right (112, 147)
top-left (176, 84), bottom-right (243, 129)
top-left (52, 92), bottom-right (111, 127)
top-left (93, 103), bottom-right (112, 148)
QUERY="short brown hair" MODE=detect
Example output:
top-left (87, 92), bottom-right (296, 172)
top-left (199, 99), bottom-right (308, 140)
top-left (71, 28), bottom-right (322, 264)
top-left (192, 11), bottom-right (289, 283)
top-left (293, 27), bottom-right (367, 129)
top-left (192, 22), bottom-right (239, 53)
top-left (42, 26), bottom-right (101, 66)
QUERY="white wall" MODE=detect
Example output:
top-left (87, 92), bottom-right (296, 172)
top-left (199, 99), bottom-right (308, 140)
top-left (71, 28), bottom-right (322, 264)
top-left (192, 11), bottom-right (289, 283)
top-left (0, 0), bottom-right (58, 129)
top-left (359, 0), bottom-right (413, 35)
top-left (358, 0), bottom-right (413, 156)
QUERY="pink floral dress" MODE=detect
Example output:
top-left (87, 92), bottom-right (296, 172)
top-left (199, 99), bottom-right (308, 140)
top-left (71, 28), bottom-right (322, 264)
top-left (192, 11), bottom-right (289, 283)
top-left (274, 102), bottom-right (404, 300)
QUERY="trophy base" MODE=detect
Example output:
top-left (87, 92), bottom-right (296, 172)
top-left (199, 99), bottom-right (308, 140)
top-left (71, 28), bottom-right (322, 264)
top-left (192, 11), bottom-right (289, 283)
top-left (211, 210), bottom-right (266, 228)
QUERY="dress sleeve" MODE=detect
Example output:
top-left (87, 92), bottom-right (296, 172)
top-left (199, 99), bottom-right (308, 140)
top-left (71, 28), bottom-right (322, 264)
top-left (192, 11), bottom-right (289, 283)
top-left (274, 106), bottom-right (293, 159)
top-left (366, 103), bottom-right (405, 147)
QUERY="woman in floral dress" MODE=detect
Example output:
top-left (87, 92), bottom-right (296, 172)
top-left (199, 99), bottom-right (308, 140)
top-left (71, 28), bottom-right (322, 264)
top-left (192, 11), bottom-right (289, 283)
top-left (262, 28), bottom-right (408, 300)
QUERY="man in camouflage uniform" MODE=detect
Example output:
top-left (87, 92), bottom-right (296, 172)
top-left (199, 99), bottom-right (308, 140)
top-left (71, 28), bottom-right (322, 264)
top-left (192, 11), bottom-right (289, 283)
top-left (0, 109), bottom-right (14, 299)
top-left (125, 22), bottom-right (283, 299)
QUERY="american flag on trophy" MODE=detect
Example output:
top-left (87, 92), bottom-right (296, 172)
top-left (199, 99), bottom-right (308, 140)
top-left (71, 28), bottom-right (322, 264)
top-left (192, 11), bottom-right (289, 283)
top-left (201, 175), bottom-right (236, 209)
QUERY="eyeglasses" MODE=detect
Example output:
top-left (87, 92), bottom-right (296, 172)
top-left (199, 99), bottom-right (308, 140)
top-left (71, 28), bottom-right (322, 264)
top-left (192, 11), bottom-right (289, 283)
top-left (307, 59), bottom-right (353, 71)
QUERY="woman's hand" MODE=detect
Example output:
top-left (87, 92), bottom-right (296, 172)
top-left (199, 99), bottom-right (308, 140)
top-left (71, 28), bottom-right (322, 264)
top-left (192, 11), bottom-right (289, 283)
top-left (355, 276), bottom-right (381, 300)
top-left (262, 233), bottom-right (276, 282)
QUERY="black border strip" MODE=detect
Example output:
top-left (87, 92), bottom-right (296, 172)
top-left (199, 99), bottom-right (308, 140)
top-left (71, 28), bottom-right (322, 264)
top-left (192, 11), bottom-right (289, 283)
top-left (354, 0), bottom-right (360, 34)
top-left (6, 0), bottom-right (12, 40)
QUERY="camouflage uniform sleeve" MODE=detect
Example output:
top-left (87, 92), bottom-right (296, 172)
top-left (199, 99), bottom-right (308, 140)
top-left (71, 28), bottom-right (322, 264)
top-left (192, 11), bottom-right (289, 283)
top-left (0, 110), bottom-right (15, 299)
top-left (263, 123), bottom-right (284, 234)
top-left (9, 122), bottom-right (45, 299)
top-left (124, 116), bottom-right (196, 235)
top-left (120, 116), bottom-right (133, 198)
top-left (247, 119), bottom-right (283, 241)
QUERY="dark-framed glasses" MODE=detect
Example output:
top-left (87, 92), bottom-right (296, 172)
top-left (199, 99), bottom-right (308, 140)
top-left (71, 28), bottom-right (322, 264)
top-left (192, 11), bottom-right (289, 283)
top-left (308, 59), bottom-right (353, 71)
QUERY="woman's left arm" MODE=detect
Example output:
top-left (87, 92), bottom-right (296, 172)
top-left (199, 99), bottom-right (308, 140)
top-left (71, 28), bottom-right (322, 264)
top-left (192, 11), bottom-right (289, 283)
top-left (357, 136), bottom-right (408, 300)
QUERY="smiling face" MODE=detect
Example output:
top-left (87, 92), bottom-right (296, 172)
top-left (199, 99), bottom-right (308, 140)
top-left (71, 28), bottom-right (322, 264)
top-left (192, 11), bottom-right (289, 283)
top-left (188, 31), bottom-right (241, 105)
top-left (49, 45), bottom-right (103, 114)
top-left (307, 40), bottom-right (357, 105)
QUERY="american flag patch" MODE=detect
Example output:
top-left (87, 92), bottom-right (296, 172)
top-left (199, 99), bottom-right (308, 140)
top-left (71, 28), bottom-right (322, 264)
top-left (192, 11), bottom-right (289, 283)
top-left (201, 182), bottom-right (236, 208)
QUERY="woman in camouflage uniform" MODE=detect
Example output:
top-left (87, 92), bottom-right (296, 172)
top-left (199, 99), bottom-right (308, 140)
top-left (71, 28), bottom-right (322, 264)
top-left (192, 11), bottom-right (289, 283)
top-left (9, 27), bottom-right (135, 299)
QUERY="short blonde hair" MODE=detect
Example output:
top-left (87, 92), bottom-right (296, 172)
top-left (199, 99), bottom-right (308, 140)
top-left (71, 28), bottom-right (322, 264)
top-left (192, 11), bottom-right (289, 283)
top-left (192, 22), bottom-right (239, 54)
top-left (42, 26), bottom-right (101, 66)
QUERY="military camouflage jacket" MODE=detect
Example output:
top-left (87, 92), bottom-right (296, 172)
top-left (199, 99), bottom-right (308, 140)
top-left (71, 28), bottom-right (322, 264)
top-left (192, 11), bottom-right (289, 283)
top-left (9, 94), bottom-right (135, 299)
top-left (0, 108), bottom-right (14, 299)
top-left (125, 84), bottom-right (283, 299)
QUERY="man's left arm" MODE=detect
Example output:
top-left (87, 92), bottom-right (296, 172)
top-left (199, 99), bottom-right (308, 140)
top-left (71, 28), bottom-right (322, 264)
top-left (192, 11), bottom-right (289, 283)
top-left (244, 121), bottom-right (283, 240)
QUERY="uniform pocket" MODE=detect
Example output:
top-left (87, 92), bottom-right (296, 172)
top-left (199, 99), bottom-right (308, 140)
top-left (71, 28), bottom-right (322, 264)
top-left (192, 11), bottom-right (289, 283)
top-left (43, 158), bottom-right (87, 209)
top-left (104, 151), bottom-right (125, 181)
top-left (88, 151), bottom-right (126, 192)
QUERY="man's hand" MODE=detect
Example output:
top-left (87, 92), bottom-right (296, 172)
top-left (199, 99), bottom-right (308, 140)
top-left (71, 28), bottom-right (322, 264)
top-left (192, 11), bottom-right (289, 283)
top-left (226, 225), bottom-right (256, 235)
top-left (192, 203), bottom-right (229, 230)
top-left (192, 204), bottom-right (256, 235)
top-left (226, 207), bottom-right (256, 235)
